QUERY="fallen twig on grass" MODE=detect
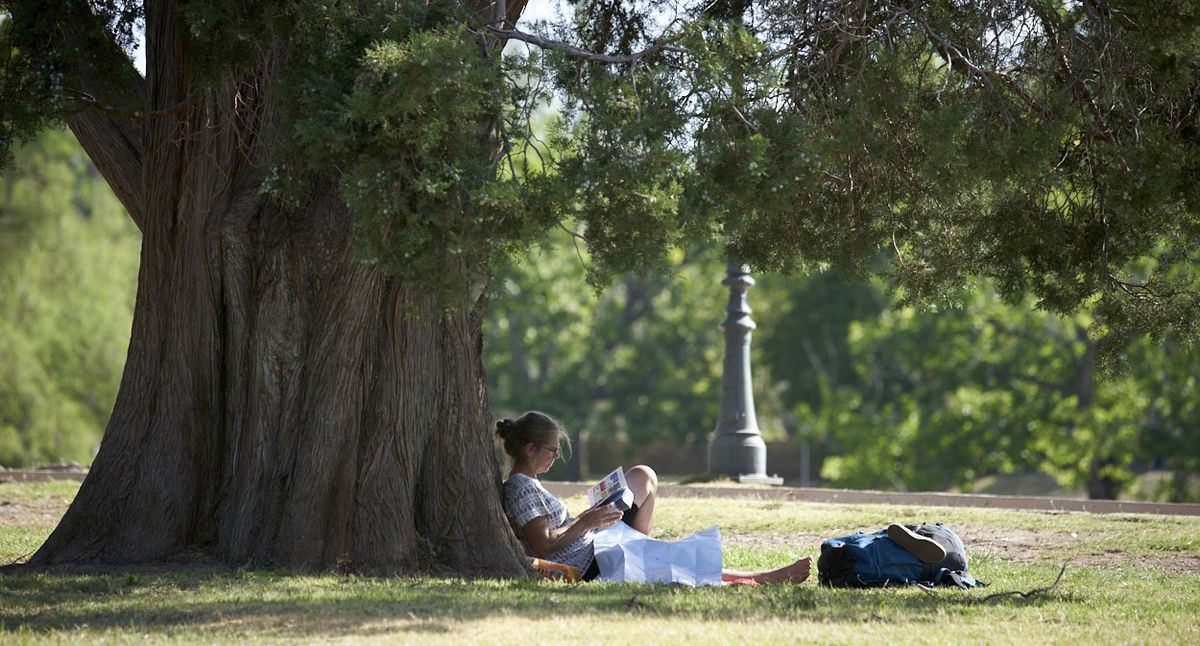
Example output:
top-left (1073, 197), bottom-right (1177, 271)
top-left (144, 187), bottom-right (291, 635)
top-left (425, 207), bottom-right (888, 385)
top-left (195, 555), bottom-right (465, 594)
top-left (970, 563), bottom-right (1068, 604)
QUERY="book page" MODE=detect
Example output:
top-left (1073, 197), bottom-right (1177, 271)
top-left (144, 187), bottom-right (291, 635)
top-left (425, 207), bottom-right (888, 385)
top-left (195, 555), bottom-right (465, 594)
top-left (586, 466), bottom-right (627, 507)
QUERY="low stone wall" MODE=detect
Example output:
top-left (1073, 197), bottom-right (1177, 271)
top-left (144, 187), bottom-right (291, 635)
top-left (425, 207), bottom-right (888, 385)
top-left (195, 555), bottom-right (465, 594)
top-left (0, 468), bottom-right (88, 483)
top-left (544, 482), bottom-right (1200, 516)
top-left (7, 466), bottom-right (1198, 516)
top-left (570, 439), bottom-right (810, 482)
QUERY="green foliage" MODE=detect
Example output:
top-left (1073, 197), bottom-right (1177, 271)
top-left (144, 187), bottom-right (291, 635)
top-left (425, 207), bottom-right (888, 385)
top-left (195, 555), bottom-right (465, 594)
top-left (485, 236), bottom-right (726, 472)
top-left (542, 57), bottom-right (693, 282)
top-left (5, 1), bottom-right (1199, 346)
top-left (755, 270), bottom-right (887, 411)
top-left (756, 275), bottom-right (1200, 498)
top-left (335, 30), bottom-right (521, 286)
top-left (585, 1), bottom-right (1200, 353)
top-left (231, 2), bottom-right (558, 295)
top-left (0, 9), bottom-right (69, 169)
top-left (488, 224), bottom-right (1198, 497)
top-left (0, 3), bottom-right (142, 169)
top-left (0, 130), bottom-right (140, 467)
top-left (1123, 332), bottom-right (1200, 502)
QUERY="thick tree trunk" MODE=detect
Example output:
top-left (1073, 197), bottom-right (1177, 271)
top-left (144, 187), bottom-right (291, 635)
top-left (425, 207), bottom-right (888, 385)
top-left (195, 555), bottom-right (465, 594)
top-left (30, 3), bottom-right (527, 576)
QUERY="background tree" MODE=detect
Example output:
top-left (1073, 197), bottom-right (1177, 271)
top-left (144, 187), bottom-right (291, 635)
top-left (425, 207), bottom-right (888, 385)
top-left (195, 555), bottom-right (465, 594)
top-left (793, 284), bottom-right (1142, 495)
top-left (2, 0), bottom-right (1198, 573)
top-left (1111, 332), bottom-right (1200, 502)
top-left (486, 235), bottom-right (727, 479)
top-left (0, 130), bottom-right (140, 467)
top-left (486, 246), bottom-right (1198, 500)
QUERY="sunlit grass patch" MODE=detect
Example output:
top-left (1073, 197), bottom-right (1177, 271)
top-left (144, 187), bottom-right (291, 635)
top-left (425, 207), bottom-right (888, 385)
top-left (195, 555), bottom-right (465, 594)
top-left (0, 481), bottom-right (81, 565)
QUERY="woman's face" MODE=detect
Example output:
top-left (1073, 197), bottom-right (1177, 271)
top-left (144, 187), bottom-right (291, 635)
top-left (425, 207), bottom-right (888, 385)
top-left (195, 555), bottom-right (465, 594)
top-left (526, 437), bottom-right (561, 475)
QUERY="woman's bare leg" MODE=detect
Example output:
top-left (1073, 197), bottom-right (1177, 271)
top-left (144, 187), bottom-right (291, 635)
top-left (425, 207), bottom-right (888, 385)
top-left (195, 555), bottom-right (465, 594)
top-left (623, 465), bottom-right (658, 536)
top-left (620, 465), bottom-right (806, 583)
top-left (722, 556), bottom-right (812, 584)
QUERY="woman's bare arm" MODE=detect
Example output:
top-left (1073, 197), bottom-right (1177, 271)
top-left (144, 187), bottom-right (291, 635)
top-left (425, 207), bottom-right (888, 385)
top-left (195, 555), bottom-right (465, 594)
top-left (521, 504), bottom-right (623, 558)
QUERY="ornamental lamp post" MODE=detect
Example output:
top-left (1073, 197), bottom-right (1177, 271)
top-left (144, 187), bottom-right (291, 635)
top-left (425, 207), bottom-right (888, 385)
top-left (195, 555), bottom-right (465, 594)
top-left (707, 257), bottom-right (783, 485)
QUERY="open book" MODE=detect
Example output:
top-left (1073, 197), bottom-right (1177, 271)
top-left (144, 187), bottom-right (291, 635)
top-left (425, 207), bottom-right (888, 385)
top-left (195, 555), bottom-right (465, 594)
top-left (587, 467), bottom-right (635, 511)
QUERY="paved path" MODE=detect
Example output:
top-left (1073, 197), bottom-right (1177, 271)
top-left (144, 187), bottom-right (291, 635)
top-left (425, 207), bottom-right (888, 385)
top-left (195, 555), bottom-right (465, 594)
top-left (6, 469), bottom-right (1198, 516)
top-left (543, 482), bottom-right (1200, 516)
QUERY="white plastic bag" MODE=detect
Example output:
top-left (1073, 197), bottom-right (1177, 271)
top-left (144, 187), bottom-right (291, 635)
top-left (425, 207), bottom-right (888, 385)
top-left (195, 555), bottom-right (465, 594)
top-left (592, 522), bottom-right (723, 586)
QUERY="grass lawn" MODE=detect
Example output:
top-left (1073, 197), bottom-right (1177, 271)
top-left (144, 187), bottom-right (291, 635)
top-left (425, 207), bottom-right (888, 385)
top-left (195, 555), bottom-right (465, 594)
top-left (2, 480), bottom-right (1198, 644)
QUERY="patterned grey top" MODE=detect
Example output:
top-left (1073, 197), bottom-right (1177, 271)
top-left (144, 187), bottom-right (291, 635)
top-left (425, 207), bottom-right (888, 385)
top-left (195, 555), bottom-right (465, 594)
top-left (502, 473), bottom-right (594, 572)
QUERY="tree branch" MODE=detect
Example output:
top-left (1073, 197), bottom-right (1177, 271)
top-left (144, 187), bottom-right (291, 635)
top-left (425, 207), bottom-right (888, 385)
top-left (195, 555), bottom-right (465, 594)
top-left (3, 0), bottom-right (149, 229)
top-left (557, 221), bottom-right (591, 274)
top-left (1029, 5), bottom-right (1121, 152)
top-left (485, 25), bottom-right (687, 65)
top-left (67, 97), bottom-right (146, 231)
top-left (1106, 273), bottom-right (1193, 301)
top-left (67, 90), bottom-right (196, 121)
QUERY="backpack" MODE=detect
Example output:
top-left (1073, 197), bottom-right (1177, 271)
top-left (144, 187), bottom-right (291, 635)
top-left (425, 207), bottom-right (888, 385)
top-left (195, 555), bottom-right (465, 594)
top-left (817, 524), bottom-right (980, 589)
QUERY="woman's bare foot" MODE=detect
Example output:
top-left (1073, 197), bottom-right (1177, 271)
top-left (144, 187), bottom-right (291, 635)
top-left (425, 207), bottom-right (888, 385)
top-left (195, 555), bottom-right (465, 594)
top-left (722, 556), bottom-right (813, 584)
top-left (759, 556), bottom-right (812, 584)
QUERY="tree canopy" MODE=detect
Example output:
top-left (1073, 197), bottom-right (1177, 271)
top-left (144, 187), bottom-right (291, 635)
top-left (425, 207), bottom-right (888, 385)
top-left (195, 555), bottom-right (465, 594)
top-left (3, 0), bottom-right (1198, 352)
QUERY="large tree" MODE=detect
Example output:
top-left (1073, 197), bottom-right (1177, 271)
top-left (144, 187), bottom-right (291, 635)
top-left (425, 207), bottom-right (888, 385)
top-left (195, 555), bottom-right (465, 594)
top-left (2, 0), bottom-right (540, 575)
top-left (2, 0), bottom-right (1197, 574)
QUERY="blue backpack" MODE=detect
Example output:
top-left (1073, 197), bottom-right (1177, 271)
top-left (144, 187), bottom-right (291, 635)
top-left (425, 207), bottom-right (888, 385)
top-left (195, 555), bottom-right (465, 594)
top-left (817, 524), bottom-right (980, 588)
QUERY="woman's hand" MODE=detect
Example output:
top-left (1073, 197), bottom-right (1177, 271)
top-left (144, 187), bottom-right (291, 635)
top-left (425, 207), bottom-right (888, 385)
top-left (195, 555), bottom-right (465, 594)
top-left (577, 503), bottom-right (623, 531)
top-left (521, 504), bottom-right (624, 558)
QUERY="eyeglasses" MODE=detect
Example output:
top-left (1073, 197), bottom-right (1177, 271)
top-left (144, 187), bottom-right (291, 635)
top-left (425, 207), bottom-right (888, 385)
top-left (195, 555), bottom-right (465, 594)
top-left (540, 445), bottom-right (560, 457)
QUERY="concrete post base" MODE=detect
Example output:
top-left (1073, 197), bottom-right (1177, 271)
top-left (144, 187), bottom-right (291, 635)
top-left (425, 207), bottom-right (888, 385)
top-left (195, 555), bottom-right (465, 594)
top-left (735, 473), bottom-right (784, 486)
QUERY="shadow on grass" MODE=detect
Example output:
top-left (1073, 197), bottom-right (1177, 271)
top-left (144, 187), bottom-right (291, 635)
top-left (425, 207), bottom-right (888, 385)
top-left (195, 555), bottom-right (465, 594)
top-left (0, 568), bottom-right (1076, 638)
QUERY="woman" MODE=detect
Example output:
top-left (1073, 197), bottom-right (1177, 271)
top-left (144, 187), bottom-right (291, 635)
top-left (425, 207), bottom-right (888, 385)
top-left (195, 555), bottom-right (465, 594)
top-left (496, 411), bottom-right (811, 584)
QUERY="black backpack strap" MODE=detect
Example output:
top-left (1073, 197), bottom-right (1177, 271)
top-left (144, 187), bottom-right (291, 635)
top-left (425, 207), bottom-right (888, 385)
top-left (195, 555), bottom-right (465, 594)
top-left (943, 569), bottom-right (986, 589)
top-left (817, 544), bottom-right (860, 587)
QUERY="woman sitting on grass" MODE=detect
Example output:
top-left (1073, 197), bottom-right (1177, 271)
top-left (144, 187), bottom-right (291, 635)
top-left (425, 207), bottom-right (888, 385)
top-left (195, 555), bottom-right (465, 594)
top-left (496, 410), bottom-right (812, 584)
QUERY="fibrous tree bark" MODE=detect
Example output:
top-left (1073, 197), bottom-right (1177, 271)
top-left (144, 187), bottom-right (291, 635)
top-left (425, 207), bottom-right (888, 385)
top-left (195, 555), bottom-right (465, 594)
top-left (28, 0), bottom-right (529, 575)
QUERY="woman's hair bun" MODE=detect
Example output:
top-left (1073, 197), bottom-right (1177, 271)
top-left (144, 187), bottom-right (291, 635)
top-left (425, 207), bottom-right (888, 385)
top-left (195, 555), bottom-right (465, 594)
top-left (495, 411), bottom-right (567, 462)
